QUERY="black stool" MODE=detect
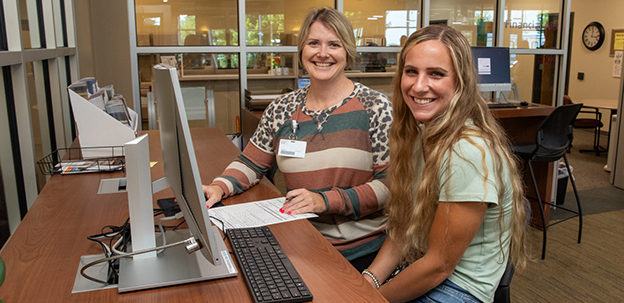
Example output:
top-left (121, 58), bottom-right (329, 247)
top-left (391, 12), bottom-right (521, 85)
top-left (512, 104), bottom-right (583, 259)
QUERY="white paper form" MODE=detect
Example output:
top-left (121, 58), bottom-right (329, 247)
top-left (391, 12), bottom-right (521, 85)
top-left (478, 58), bottom-right (491, 75)
top-left (209, 197), bottom-right (318, 231)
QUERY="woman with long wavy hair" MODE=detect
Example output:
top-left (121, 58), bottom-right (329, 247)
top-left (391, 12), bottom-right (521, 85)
top-left (360, 25), bottom-right (529, 303)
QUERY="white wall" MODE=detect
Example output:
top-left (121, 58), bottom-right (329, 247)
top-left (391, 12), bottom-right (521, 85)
top-left (569, 0), bottom-right (624, 127)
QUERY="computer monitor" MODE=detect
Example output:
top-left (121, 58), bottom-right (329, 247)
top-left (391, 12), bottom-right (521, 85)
top-left (155, 64), bottom-right (221, 263)
top-left (117, 64), bottom-right (237, 292)
top-left (471, 46), bottom-right (512, 93)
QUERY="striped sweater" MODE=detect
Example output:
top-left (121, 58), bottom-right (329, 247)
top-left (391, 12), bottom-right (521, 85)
top-left (211, 82), bottom-right (392, 260)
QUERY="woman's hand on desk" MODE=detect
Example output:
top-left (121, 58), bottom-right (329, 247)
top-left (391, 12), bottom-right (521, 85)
top-left (203, 185), bottom-right (224, 208)
top-left (281, 189), bottom-right (327, 215)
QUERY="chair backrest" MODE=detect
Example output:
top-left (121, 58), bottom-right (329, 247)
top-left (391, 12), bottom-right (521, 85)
top-left (493, 261), bottom-right (515, 303)
top-left (536, 103), bottom-right (582, 151)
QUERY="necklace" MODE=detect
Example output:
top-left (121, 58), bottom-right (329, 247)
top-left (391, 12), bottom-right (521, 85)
top-left (303, 97), bottom-right (344, 140)
top-left (302, 83), bottom-right (356, 139)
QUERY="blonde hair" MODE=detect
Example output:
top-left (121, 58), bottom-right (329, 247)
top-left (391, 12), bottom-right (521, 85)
top-left (297, 7), bottom-right (357, 69)
top-left (386, 25), bottom-right (528, 270)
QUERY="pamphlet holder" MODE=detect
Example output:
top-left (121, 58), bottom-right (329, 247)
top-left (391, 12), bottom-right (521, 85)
top-left (68, 90), bottom-right (137, 158)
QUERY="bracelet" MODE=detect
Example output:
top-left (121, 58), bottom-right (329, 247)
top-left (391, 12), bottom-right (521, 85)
top-left (362, 269), bottom-right (381, 289)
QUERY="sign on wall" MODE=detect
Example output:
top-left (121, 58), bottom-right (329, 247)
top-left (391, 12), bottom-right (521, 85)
top-left (613, 51), bottom-right (622, 78)
top-left (610, 29), bottom-right (624, 56)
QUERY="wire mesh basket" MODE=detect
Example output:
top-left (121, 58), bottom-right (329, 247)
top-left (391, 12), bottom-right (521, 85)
top-left (37, 146), bottom-right (125, 175)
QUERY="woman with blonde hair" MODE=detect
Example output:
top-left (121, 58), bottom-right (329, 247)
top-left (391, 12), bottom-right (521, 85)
top-left (361, 25), bottom-right (528, 303)
top-left (203, 7), bottom-right (392, 271)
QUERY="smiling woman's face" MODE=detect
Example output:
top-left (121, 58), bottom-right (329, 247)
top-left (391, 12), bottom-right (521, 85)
top-left (401, 40), bottom-right (456, 126)
top-left (301, 21), bottom-right (347, 83)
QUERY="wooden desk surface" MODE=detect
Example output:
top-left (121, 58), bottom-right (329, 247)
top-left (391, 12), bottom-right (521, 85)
top-left (0, 127), bottom-right (385, 303)
top-left (490, 103), bottom-right (555, 119)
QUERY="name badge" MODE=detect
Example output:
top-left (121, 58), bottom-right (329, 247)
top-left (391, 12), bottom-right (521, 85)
top-left (278, 139), bottom-right (306, 158)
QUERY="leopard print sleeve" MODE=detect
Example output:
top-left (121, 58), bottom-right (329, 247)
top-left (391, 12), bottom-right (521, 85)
top-left (358, 85), bottom-right (392, 167)
top-left (249, 89), bottom-right (304, 153)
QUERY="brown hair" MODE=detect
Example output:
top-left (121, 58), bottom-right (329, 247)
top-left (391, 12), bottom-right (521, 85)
top-left (386, 25), bottom-right (528, 270)
top-left (297, 7), bottom-right (357, 69)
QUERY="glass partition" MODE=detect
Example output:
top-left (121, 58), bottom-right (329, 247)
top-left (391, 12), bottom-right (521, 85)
top-left (138, 53), bottom-right (241, 134)
top-left (55, 0), bottom-right (69, 47)
top-left (247, 52), bottom-right (295, 76)
top-left (344, 0), bottom-right (421, 47)
top-left (510, 53), bottom-right (558, 105)
top-left (134, 0), bottom-right (239, 46)
top-left (352, 52), bottom-right (398, 73)
top-left (19, 0), bottom-right (35, 49)
top-left (503, 0), bottom-right (562, 49)
top-left (247, 52), bottom-right (296, 93)
top-left (180, 53), bottom-right (240, 78)
top-left (245, 0), bottom-right (333, 46)
top-left (26, 61), bottom-right (51, 192)
top-left (429, 0), bottom-right (496, 46)
top-left (346, 52), bottom-right (398, 96)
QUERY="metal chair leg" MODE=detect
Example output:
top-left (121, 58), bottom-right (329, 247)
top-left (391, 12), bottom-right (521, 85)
top-left (526, 159), bottom-right (548, 260)
top-left (579, 127), bottom-right (606, 155)
top-left (562, 155), bottom-right (583, 244)
top-left (594, 127), bottom-right (602, 156)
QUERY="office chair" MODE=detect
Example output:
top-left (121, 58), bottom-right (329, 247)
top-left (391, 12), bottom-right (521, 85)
top-left (492, 208), bottom-right (531, 303)
top-left (512, 103), bottom-right (583, 259)
top-left (563, 95), bottom-right (605, 155)
top-left (493, 261), bottom-right (514, 303)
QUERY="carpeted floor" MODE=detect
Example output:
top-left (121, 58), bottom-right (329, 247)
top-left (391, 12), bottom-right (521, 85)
top-left (551, 128), bottom-right (624, 220)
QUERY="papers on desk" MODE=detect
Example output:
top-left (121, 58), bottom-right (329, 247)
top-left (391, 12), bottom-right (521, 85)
top-left (209, 197), bottom-right (318, 231)
top-left (55, 159), bottom-right (124, 174)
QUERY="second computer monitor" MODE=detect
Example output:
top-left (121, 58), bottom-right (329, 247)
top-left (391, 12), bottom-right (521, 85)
top-left (154, 64), bottom-right (222, 265)
top-left (471, 46), bottom-right (512, 93)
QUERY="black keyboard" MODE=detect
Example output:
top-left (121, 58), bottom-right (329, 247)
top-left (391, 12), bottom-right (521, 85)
top-left (488, 102), bottom-right (519, 108)
top-left (227, 226), bottom-right (313, 303)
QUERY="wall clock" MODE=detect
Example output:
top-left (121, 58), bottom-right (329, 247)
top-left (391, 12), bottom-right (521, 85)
top-left (582, 21), bottom-right (605, 51)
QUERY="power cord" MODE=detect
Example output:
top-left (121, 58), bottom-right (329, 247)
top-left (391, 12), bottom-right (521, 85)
top-left (209, 216), bottom-right (227, 240)
top-left (84, 198), bottom-right (233, 284)
top-left (86, 218), bottom-right (130, 284)
top-left (80, 237), bottom-right (196, 285)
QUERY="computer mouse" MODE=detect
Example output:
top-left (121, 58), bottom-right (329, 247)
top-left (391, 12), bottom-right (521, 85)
top-left (520, 101), bottom-right (529, 106)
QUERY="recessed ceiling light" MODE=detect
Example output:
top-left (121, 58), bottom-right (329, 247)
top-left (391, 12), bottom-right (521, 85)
top-left (367, 17), bottom-right (378, 20)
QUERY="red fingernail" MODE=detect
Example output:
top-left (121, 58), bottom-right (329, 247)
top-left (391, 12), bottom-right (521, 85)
top-left (288, 211), bottom-right (292, 215)
top-left (280, 208), bottom-right (284, 213)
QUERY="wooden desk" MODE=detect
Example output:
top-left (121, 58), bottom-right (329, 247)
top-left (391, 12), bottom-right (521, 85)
top-left (492, 104), bottom-right (556, 227)
top-left (0, 128), bottom-right (385, 302)
top-left (577, 98), bottom-right (618, 112)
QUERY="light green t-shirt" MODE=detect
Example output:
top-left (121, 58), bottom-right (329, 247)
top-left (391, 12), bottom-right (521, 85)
top-left (437, 135), bottom-right (513, 303)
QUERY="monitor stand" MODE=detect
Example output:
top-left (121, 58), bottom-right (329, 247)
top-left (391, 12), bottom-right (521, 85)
top-left (117, 226), bottom-right (237, 293)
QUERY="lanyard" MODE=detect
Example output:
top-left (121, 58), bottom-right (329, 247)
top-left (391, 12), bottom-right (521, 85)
top-left (289, 119), bottom-right (299, 140)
